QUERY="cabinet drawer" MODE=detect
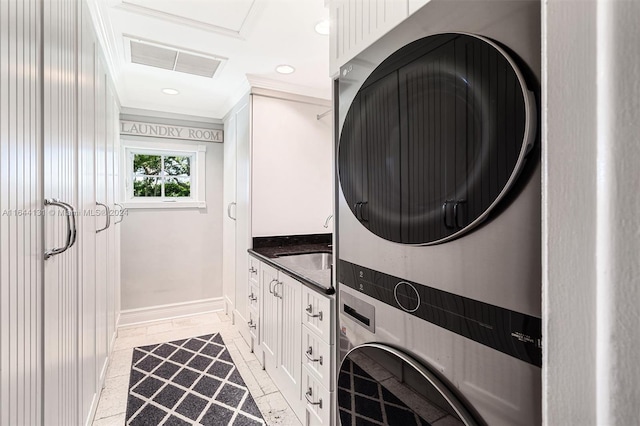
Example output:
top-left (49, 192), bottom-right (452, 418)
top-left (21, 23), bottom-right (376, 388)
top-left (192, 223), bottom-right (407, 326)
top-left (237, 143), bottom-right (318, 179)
top-left (302, 366), bottom-right (332, 426)
top-left (302, 325), bottom-right (333, 391)
top-left (248, 255), bottom-right (260, 284)
top-left (248, 283), bottom-right (259, 311)
top-left (302, 287), bottom-right (332, 344)
top-left (247, 309), bottom-right (259, 341)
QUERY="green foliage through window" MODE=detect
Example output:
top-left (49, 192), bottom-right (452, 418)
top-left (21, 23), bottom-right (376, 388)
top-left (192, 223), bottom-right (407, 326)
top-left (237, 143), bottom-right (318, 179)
top-left (132, 153), bottom-right (191, 198)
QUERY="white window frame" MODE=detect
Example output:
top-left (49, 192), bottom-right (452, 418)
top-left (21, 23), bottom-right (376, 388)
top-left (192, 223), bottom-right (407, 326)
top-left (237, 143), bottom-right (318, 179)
top-left (121, 138), bottom-right (207, 209)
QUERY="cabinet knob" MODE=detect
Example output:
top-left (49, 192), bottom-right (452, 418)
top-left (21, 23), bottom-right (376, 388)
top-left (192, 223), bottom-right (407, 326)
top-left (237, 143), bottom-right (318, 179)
top-left (248, 293), bottom-right (257, 302)
top-left (249, 266), bottom-right (257, 274)
top-left (247, 319), bottom-right (257, 330)
top-left (305, 304), bottom-right (323, 320)
top-left (305, 346), bottom-right (323, 365)
top-left (305, 387), bottom-right (323, 408)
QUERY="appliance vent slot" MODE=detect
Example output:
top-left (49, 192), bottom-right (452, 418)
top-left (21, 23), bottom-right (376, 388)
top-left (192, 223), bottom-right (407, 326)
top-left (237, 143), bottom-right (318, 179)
top-left (130, 41), bottom-right (177, 70)
top-left (175, 52), bottom-right (221, 78)
top-left (127, 38), bottom-right (225, 78)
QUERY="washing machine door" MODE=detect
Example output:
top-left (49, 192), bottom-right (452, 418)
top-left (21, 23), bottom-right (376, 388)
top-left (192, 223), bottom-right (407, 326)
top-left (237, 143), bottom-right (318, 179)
top-left (338, 344), bottom-right (480, 426)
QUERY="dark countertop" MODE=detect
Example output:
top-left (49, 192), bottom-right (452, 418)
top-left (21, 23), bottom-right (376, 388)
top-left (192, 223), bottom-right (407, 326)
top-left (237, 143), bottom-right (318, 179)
top-left (248, 240), bottom-right (334, 295)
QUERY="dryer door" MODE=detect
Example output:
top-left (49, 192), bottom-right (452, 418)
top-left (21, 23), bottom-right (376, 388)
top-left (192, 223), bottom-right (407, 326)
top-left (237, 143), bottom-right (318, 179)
top-left (338, 343), bottom-right (480, 426)
top-left (338, 33), bottom-right (536, 245)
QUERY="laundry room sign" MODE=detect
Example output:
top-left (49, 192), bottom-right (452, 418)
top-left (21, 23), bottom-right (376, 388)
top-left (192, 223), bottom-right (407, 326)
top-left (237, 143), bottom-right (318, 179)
top-left (120, 120), bottom-right (223, 143)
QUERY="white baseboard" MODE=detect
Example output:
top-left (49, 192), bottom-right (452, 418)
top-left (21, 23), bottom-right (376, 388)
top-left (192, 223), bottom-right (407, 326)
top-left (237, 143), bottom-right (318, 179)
top-left (119, 297), bottom-right (224, 327)
top-left (224, 296), bottom-right (234, 315)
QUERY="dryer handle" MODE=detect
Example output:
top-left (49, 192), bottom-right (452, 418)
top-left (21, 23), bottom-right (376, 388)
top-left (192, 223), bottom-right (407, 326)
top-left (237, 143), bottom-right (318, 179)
top-left (454, 200), bottom-right (466, 228)
top-left (442, 200), bottom-right (455, 229)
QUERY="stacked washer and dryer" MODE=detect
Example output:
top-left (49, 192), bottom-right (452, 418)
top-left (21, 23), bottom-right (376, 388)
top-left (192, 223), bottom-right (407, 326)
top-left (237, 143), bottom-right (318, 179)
top-left (335, 1), bottom-right (542, 425)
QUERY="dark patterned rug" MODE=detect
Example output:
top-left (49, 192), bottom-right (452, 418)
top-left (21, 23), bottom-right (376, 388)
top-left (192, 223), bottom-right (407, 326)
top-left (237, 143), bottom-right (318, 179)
top-left (125, 333), bottom-right (265, 426)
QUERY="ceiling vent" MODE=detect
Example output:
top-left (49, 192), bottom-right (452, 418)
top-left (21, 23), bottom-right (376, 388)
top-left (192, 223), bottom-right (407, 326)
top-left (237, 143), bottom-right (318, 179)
top-left (127, 37), bottom-right (225, 78)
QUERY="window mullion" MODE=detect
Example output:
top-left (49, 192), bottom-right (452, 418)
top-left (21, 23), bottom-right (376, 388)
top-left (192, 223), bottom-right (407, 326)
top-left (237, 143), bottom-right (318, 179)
top-left (161, 155), bottom-right (166, 198)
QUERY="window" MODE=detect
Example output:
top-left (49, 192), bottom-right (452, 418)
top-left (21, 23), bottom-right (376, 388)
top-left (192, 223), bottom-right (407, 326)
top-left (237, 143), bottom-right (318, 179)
top-left (122, 139), bottom-right (206, 208)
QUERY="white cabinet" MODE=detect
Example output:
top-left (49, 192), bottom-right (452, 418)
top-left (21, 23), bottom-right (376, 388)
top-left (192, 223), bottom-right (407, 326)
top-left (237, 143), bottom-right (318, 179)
top-left (329, 0), bottom-right (408, 75)
top-left (1, 0), bottom-right (120, 423)
top-left (328, 0), bottom-right (433, 76)
top-left (224, 90), bottom-right (331, 346)
top-left (302, 326), bottom-right (333, 391)
top-left (258, 260), bottom-right (304, 418)
top-left (251, 254), bottom-right (335, 425)
top-left (251, 94), bottom-right (333, 237)
top-left (223, 96), bottom-right (252, 337)
top-left (302, 367), bottom-right (333, 426)
top-left (301, 291), bottom-right (334, 426)
top-left (275, 273), bottom-right (304, 417)
top-left (260, 262), bottom-right (280, 370)
top-left (302, 286), bottom-right (333, 344)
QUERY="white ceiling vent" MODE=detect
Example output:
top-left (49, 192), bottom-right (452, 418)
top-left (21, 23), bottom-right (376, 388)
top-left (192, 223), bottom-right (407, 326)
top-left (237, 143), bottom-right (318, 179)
top-left (127, 37), bottom-right (226, 78)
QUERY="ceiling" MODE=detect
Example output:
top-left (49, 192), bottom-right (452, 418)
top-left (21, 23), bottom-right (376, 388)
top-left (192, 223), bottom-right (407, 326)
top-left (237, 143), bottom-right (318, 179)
top-left (88, 0), bottom-right (332, 119)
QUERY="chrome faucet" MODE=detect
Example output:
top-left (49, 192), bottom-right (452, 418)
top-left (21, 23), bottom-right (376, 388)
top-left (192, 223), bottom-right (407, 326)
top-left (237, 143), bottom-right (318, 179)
top-left (323, 214), bottom-right (333, 228)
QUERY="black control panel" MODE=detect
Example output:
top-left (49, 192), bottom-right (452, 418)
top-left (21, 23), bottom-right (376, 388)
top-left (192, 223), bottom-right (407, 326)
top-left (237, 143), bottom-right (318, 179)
top-left (339, 259), bottom-right (542, 367)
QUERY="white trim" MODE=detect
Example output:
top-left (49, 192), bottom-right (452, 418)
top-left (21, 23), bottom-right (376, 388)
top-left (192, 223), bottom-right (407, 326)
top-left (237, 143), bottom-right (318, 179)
top-left (122, 200), bottom-right (206, 209)
top-left (246, 74), bottom-right (332, 102)
top-left (115, 0), bottom-right (264, 40)
top-left (118, 297), bottom-right (225, 327)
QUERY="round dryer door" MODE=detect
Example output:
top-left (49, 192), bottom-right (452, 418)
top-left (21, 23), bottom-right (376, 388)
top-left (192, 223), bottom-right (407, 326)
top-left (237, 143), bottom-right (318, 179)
top-left (338, 344), bottom-right (479, 426)
top-left (338, 33), bottom-right (536, 245)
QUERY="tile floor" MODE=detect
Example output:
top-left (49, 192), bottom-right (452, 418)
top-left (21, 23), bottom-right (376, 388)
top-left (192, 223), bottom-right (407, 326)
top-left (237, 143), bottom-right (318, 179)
top-left (92, 311), bottom-right (302, 426)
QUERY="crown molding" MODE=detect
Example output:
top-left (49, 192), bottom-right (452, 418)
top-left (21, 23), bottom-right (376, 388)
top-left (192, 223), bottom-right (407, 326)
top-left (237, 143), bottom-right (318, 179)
top-left (245, 74), bottom-right (331, 102)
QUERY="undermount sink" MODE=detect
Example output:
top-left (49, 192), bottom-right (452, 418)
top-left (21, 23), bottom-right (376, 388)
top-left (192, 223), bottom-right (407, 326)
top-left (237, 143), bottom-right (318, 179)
top-left (276, 251), bottom-right (333, 270)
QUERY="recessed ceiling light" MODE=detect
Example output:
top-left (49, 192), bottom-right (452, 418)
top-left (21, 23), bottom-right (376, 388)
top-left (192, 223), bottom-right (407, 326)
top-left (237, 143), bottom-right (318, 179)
top-left (275, 65), bottom-right (295, 74)
top-left (161, 88), bottom-right (180, 95)
top-left (315, 20), bottom-right (330, 36)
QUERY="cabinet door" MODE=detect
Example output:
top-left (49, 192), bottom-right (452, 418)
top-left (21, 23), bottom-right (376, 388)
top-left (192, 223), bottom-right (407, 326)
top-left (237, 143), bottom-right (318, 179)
top-left (302, 366), bottom-right (332, 426)
top-left (276, 274), bottom-right (303, 419)
top-left (234, 102), bottom-right (251, 325)
top-left (43, 0), bottom-right (81, 423)
top-left (222, 111), bottom-right (237, 314)
top-left (0, 1), bottom-right (44, 423)
top-left (260, 263), bottom-right (279, 370)
top-left (94, 54), bottom-right (109, 387)
top-left (78, 4), bottom-right (98, 423)
top-left (302, 287), bottom-right (332, 344)
top-left (302, 326), bottom-right (333, 391)
top-left (106, 86), bottom-right (117, 352)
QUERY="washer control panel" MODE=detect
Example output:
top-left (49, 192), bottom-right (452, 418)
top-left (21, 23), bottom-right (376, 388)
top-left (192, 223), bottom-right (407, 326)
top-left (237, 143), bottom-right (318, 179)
top-left (339, 259), bottom-right (543, 367)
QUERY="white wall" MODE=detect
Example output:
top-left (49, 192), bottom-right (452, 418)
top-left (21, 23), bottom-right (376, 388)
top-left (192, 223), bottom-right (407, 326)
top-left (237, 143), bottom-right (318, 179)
top-left (594, 1), bottom-right (640, 423)
top-left (543, 0), bottom-right (640, 423)
top-left (252, 93), bottom-right (333, 236)
top-left (120, 112), bottom-right (224, 311)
